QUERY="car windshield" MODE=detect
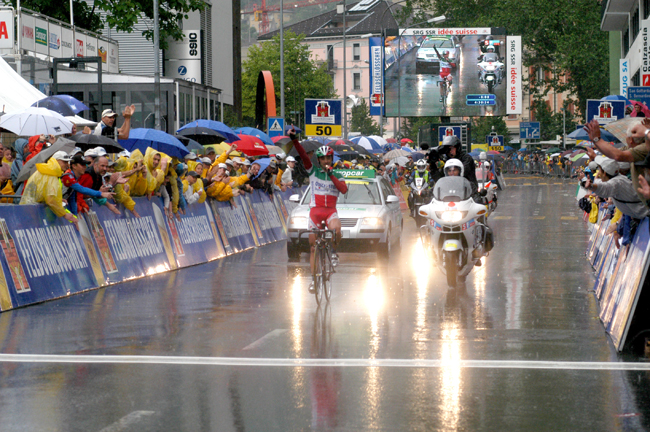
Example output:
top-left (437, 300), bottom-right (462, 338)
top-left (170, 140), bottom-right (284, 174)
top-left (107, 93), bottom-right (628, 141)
top-left (433, 176), bottom-right (473, 202)
top-left (422, 39), bottom-right (454, 49)
top-left (483, 53), bottom-right (499, 62)
top-left (302, 181), bottom-right (381, 205)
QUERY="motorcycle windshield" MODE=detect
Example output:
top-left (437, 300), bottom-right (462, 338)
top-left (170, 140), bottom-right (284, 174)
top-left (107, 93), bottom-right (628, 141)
top-left (433, 176), bottom-right (473, 202)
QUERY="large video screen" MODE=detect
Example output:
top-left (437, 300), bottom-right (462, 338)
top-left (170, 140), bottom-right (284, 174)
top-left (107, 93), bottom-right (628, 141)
top-left (384, 30), bottom-right (507, 117)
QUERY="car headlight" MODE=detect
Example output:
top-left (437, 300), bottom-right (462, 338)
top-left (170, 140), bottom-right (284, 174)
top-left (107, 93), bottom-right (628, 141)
top-left (361, 217), bottom-right (383, 226)
top-left (290, 216), bottom-right (307, 227)
top-left (435, 211), bottom-right (466, 223)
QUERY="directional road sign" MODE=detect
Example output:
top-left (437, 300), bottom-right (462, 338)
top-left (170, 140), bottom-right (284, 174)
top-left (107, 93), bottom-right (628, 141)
top-left (267, 117), bottom-right (284, 138)
top-left (304, 99), bottom-right (343, 137)
top-left (519, 121), bottom-right (540, 139)
top-left (628, 87), bottom-right (650, 108)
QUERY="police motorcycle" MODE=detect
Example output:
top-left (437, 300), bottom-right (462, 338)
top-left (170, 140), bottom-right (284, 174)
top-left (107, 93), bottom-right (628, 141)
top-left (477, 51), bottom-right (505, 94)
top-left (418, 159), bottom-right (492, 287)
top-left (408, 160), bottom-right (433, 227)
top-left (477, 153), bottom-right (498, 215)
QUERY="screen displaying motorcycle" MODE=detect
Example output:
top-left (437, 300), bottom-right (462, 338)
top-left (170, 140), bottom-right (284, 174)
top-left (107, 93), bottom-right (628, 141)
top-left (384, 30), bottom-right (507, 117)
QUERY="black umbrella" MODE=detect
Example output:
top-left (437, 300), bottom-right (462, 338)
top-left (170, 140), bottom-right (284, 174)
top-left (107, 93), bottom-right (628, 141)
top-left (175, 134), bottom-right (207, 155)
top-left (288, 140), bottom-right (321, 156)
top-left (16, 137), bottom-right (76, 184)
top-left (177, 127), bottom-right (226, 145)
top-left (68, 133), bottom-right (125, 153)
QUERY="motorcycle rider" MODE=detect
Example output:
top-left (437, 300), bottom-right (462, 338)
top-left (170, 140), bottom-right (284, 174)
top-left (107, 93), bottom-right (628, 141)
top-left (443, 159), bottom-right (494, 257)
top-left (427, 135), bottom-right (478, 194)
top-left (477, 44), bottom-right (496, 63)
top-left (407, 159), bottom-right (434, 212)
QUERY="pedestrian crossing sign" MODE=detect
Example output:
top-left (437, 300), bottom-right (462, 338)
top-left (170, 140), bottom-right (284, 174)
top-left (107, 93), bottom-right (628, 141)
top-left (267, 117), bottom-right (285, 138)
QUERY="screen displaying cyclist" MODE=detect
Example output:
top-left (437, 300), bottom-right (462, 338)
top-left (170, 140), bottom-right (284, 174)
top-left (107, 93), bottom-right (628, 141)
top-left (434, 47), bottom-right (453, 103)
top-left (290, 129), bottom-right (348, 293)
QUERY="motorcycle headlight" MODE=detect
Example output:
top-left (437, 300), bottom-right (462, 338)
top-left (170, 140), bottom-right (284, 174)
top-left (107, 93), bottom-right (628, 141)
top-left (361, 217), bottom-right (383, 226)
top-left (289, 216), bottom-right (307, 227)
top-left (435, 211), bottom-right (466, 223)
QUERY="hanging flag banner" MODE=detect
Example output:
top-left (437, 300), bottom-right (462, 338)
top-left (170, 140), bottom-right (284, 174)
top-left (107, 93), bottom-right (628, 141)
top-left (369, 37), bottom-right (384, 117)
top-left (506, 35), bottom-right (522, 115)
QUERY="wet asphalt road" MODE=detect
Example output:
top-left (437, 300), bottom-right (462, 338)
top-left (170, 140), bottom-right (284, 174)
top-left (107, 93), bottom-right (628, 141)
top-left (384, 35), bottom-right (507, 117)
top-left (1, 177), bottom-right (650, 431)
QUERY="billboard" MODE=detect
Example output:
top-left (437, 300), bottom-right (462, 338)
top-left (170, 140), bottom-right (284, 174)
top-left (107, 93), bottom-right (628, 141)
top-left (164, 30), bottom-right (202, 84)
top-left (384, 29), bottom-right (518, 117)
top-left (368, 37), bottom-right (383, 116)
top-left (0, 10), bottom-right (14, 49)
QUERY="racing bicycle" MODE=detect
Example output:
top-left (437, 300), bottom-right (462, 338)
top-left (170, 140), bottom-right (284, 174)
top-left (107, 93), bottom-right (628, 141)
top-left (438, 75), bottom-right (452, 110)
top-left (300, 227), bottom-right (336, 305)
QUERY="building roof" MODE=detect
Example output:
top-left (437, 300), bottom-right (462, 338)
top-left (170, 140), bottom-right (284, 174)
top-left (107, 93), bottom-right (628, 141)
top-left (258, 0), bottom-right (402, 41)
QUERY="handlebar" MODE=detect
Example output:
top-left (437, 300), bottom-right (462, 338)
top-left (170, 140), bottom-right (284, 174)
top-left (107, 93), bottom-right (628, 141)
top-left (298, 228), bottom-right (336, 241)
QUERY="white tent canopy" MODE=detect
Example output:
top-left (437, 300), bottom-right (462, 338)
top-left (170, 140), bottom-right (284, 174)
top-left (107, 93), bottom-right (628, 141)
top-left (0, 56), bottom-right (47, 114)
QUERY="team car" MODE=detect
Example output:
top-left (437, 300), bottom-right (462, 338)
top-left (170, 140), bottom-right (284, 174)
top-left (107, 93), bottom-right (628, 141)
top-left (286, 169), bottom-right (403, 259)
top-left (415, 36), bottom-right (461, 74)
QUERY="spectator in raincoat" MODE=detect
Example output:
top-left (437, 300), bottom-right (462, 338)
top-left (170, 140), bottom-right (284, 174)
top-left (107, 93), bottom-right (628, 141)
top-left (0, 146), bottom-right (14, 201)
top-left (10, 138), bottom-right (29, 199)
top-left (206, 163), bottom-right (240, 202)
top-left (77, 156), bottom-right (123, 215)
top-left (207, 144), bottom-right (239, 178)
top-left (24, 134), bottom-right (56, 163)
top-left (127, 149), bottom-right (154, 197)
top-left (20, 151), bottom-right (78, 227)
top-left (112, 156), bottom-right (141, 217)
top-left (183, 171), bottom-right (204, 205)
top-left (62, 155), bottom-right (116, 216)
top-left (144, 148), bottom-right (180, 214)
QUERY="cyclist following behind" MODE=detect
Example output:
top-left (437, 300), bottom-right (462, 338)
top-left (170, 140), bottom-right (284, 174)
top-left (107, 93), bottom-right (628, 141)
top-left (289, 129), bottom-right (348, 293)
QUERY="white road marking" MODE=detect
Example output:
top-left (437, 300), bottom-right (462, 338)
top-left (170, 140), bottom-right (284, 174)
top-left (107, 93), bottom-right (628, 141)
top-left (2, 354), bottom-right (650, 371)
top-left (536, 190), bottom-right (542, 205)
top-left (242, 329), bottom-right (287, 351)
top-left (98, 411), bottom-right (155, 432)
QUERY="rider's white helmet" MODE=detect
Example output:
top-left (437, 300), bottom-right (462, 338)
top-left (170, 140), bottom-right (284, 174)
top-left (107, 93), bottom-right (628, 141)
top-left (479, 151), bottom-right (487, 161)
top-left (416, 159), bottom-right (427, 172)
top-left (444, 158), bottom-right (464, 177)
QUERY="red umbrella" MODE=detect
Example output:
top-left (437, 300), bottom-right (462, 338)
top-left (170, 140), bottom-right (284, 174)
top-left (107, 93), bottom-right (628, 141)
top-left (400, 138), bottom-right (413, 144)
top-left (487, 150), bottom-right (500, 155)
top-left (386, 138), bottom-right (397, 143)
top-left (332, 139), bottom-right (354, 146)
top-left (232, 134), bottom-right (269, 156)
top-left (271, 135), bottom-right (292, 146)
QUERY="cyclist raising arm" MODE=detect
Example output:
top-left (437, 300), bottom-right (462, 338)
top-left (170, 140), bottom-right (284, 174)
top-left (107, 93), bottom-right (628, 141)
top-left (289, 129), bottom-right (348, 293)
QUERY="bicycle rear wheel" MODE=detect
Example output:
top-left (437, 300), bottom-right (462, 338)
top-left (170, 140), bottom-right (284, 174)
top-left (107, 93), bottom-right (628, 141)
top-left (313, 246), bottom-right (324, 305)
top-left (323, 245), bottom-right (333, 302)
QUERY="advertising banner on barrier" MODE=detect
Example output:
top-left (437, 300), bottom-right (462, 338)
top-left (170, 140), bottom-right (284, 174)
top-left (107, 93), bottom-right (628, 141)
top-left (211, 199), bottom-right (257, 253)
top-left (154, 200), bottom-right (226, 268)
top-left (83, 198), bottom-right (175, 284)
top-left (246, 190), bottom-right (285, 243)
top-left (240, 194), bottom-right (264, 246)
top-left (0, 205), bottom-right (99, 309)
top-left (600, 219), bottom-right (650, 351)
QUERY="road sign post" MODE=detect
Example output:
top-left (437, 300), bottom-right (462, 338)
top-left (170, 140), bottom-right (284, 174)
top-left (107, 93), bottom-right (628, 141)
top-left (438, 126), bottom-right (461, 145)
top-left (304, 99), bottom-right (343, 137)
top-left (586, 99), bottom-right (625, 125)
top-left (485, 134), bottom-right (504, 147)
top-left (267, 117), bottom-right (285, 138)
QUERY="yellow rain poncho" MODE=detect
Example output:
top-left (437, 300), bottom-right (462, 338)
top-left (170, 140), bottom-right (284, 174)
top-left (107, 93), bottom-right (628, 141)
top-left (19, 157), bottom-right (67, 217)
top-left (206, 180), bottom-right (234, 201)
top-left (113, 157), bottom-right (136, 211)
top-left (144, 147), bottom-right (166, 192)
top-left (127, 150), bottom-right (155, 196)
top-left (186, 160), bottom-right (198, 172)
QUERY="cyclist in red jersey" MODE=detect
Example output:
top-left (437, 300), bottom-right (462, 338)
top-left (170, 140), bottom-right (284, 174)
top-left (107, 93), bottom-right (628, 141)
top-left (289, 129), bottom-right (348, 293)
top-left (438, 51), bottom-right (453, 102)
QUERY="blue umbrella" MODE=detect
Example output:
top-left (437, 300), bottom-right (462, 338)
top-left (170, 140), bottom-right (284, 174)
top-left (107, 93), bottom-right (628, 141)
top-left (567, 126), bottom-right (619, 142)
top-left (235, 127), bottom-right (274, 146)
top-left (285, 124), bottom-right (302, 134)
top-left (400, 146), bottom-right (413, 152)
top-left (250, 157), bottom-right (272, 180)
top-left (119, 128), bottom-right (189, 159)
top-left (350, 136), bottom-right (382, 151)
top-left (601, 95), bottom-right (630, 104)
top-left (177, 119), bottom-right (239, 143)
top-left (503, 146), bottom-right (514, 151)
top-left (32, 95), bottom-right (89, 116)
top-left (313, 136), bottom-right (332, 144)
top-left (410, 152), bottom-right (426, 161)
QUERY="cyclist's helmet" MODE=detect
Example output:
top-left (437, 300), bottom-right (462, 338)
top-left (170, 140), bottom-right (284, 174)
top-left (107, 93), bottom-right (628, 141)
top-left (416, 159), bottom-right (427, 173)
top-left (479, 151), bottom-right (487, 161)
top-left (444, 158), bottom-right (464, 177)
top-left (315, 145), bottom-right (334, 158)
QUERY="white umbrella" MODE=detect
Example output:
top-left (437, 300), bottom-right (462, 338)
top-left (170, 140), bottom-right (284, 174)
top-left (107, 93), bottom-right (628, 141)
top-left (0, 107), bottom-right (73, 136)
top-left (368, 135), bottom-right (388, 147)
top-left (395, 156), bottom-right (409, 167)
top-left (65, 115), bottom-right (97, 128)
top-left (384, 149), bottom-right (412, 160)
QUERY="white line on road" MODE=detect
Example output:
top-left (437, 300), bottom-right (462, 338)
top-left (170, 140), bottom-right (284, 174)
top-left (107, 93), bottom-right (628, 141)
top-left (242, 329), bottom-right (287, 351)
top-left (2, 354), bottom-right (650, 371)
top-left (98, 411), bottom-right (156, 432)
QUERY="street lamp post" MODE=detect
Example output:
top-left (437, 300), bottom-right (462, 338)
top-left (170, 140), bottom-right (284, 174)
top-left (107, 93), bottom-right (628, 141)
top-left (343, 0), bottom-right (347, 139)
top-left (153, 0), bottom-right (161, 130)
top-left (280, 0), bottom-right (285, 119)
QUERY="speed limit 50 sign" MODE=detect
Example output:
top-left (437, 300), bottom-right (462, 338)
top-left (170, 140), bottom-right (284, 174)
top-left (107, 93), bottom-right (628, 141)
top-left (304, 98), bottom-right (343, 137)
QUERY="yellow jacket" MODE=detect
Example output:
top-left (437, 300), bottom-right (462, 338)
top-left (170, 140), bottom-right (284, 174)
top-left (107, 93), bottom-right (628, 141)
top-left (20, 158), bottom-right (67, 217)
top-left (113, 157), bottom-right (136, 211)
top-left (127, 150), bottom-right (151, 196)
top-left (275, 169), bottom-right (284, 186)
top-left (206, 180), bottom-right (234, 201)
top-left (209, 152), bottom-right (230, 174)
top-left (229, 174), bottom-right (250, 188)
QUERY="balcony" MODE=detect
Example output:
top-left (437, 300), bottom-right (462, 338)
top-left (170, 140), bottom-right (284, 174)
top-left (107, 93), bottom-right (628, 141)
top-left (601, 0), bottom-right (634, 31)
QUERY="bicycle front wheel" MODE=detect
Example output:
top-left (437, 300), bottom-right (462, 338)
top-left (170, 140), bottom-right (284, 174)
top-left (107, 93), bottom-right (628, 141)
top-left (313, 246), bottom-right (324, 305)
top-left (323, 245), bottom-right (333, 302)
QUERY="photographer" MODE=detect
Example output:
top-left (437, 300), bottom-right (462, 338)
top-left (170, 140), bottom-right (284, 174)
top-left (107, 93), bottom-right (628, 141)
top-left (427, 135), bottom-right (477, 194)
top-left (77, 156), bottom-right (123, 215)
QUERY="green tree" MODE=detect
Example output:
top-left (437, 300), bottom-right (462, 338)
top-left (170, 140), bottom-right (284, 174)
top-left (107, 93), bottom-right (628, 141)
top-left (396, 0), bottom-right (608, 118)
top-left (401, 116), bottom-right (442, 144)
top-left (472, 116), bottom-right (510, 145)
top-left (5, 0), bottom-right (206, 47)
top-left (350, 99), bottom-right (380, 136)
top-left (241, 30), bottom-right (336, 126)
top-left (529, 98), bottom-right (578, 141)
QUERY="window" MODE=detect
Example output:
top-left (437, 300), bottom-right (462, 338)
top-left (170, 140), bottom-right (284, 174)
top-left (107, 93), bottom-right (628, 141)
top-left (645, 0), bottom-right (650, 19)
top-left (632, 8), bottom-right (640, 40)
top-left (623, 27), bottom-right (630, 57)
top-left (327, 45), bottom-right (334, 69)
top-left (353, 72), bottom-right (361, 90)
top-left (508, 114), bottom-right (518, 120)
top-left (535, 67), bottom-right (544, 83)
top-left (353, 43), bottom-right (360, 61)
top-left (632, 69), bottom-right (640, 86)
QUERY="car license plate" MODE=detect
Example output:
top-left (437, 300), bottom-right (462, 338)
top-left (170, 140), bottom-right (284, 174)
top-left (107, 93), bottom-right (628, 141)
top-left (342, 229), bottom-right (350, 238)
